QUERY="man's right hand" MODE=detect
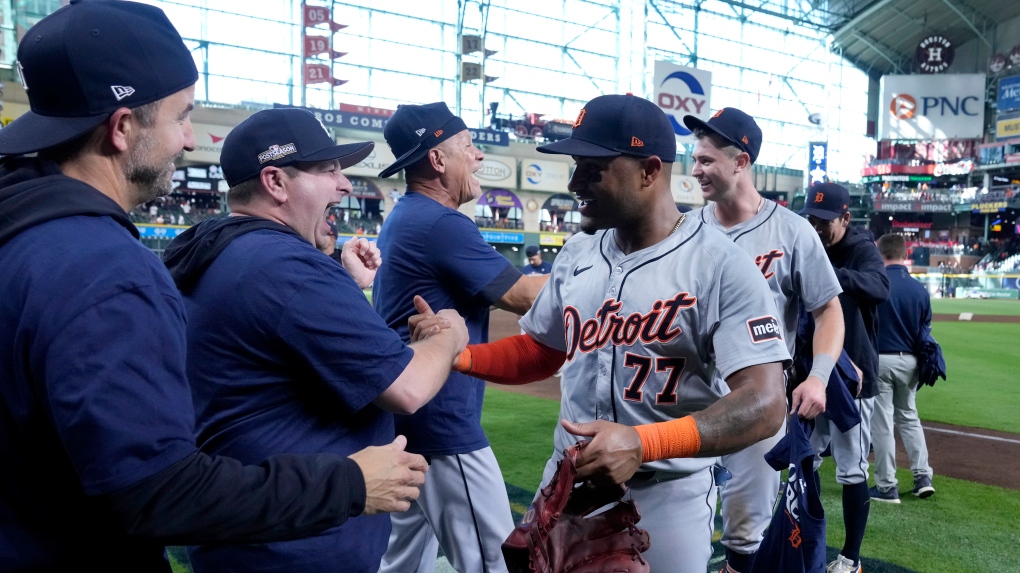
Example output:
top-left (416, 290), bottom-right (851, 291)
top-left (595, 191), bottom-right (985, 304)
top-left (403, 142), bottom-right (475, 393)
top-left (408, 296), bottom-right (468, 353)
top-left (349, 435), bottom-right (429, 515)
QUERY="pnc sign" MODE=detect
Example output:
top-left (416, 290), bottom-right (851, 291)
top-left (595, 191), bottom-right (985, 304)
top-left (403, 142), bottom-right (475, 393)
top-left (653, 61), bottom-right (712, 142)
top-left (879, 74), bottom-right (985, 140)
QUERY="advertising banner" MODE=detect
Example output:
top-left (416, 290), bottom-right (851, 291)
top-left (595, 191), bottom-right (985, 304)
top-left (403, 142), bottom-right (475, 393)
top-left (996, 111), bottom-right (1020, 141)
top-left (653, 61), bottom-right (712, 144)
top-left (670, 168), bottom-right (705, 207)
top-left (338, 138), bottom-right (397, 178)
top-left (183, 123), bottom-right (232, 164)
top-left (879, 74), bottom-right (985, 140)
top-left (998, 75), bottom-right (1020, 112)
top-left (520, 159), bottom-right (571, 192)
top-left (476, 155), bottom-right (517, 188)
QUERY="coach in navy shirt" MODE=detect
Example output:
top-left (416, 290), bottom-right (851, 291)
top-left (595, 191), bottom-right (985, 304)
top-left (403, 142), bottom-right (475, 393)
top-left (163, 108), bottom-right (469, 573)
top-left (374, 102), bottom-right (549, 573)
top-left (0, 4), bottom-right (429, 572)
top-left (870, 233), bottom-right (935, 503)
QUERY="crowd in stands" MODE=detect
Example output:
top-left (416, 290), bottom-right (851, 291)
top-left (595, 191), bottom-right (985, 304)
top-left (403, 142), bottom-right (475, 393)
top-left (873, 185), bottom-right (1018, 205)
top-left (539, 221), bottom-right (580, 234)
top-left (974, 237), bottom-right (1020, 272)
top-left (474, 216), bottom-right (524, 230)
top-left (326, 208), bottom-right (383, 236)
top-left (129, 194), bottom-right (224, 226)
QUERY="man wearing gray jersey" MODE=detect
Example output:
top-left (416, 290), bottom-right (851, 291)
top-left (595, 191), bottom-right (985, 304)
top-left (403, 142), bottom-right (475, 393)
top-left (684, 108), bottom-right (845, 573)
top-left (446, 94), bottom-right (790, 573)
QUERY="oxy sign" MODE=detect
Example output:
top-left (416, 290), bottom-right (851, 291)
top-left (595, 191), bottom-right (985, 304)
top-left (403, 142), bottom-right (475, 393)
top-left (521, 159), bottom-right (570, 193)
top-left (879, 74), bottom-right (985, 140)
top-left (653, 61), bottom-right (712, 143)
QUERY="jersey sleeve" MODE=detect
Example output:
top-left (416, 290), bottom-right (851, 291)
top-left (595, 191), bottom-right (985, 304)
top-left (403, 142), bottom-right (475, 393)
top-left (41, 285), bottom-right (199, 496)
top-left (708, 249), bottom-right (792, 380)
top-left (424, 212), bottom-right (520, 304)
top-left (791, 220), bottom-right (842, 313)
top-left (277, 259), bottom-right (415, 413)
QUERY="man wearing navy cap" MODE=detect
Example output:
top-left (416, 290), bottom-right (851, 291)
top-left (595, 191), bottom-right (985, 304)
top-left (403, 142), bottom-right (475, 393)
top-left (521, 245), bottom-right (552, 275)
top-left (801, 183), bottom-right (889, 573)
top-left (372, 102), bottom-right (548, 573)
top-left (684, 108), bottom-right (844, 573)
top-left (162, 108), bottom-right (470, 573)
top-left (0, 3), bottom-right (438, 572)
top-left (442, 94), bottom-right (790, 573)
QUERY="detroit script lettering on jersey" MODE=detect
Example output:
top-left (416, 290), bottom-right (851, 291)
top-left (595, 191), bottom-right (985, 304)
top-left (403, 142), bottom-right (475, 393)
top-left (754, 249), bottom-right (785, 280)
top-left (562, 292), bottom-right (697, 360)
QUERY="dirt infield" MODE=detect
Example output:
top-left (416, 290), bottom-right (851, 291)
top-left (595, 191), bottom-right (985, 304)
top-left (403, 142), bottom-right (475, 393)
top-left (487, 309), bottom-right (1020, 491)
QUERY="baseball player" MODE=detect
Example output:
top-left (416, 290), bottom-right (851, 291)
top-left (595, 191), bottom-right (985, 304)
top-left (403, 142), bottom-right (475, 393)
top-left (683, 108), bottom-right (844, 573)
top-left (801, 183), bottom-right (890, 573)
top-left (373, 102), bottom-right (548, 573)
top-left (443, 94), bottom-right (791, 573)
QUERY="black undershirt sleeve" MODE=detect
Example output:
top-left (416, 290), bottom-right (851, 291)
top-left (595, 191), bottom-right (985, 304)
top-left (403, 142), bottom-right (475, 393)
top-left (98, 451), bottom-right (366, 545)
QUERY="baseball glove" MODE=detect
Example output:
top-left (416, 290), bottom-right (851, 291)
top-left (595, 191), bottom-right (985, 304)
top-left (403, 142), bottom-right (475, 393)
top-left (502, 441), bottom-right (651, 573)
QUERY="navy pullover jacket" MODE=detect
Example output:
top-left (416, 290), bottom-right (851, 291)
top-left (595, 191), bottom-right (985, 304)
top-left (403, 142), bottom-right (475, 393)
top-left (824, 226), bottom-right (890, 398)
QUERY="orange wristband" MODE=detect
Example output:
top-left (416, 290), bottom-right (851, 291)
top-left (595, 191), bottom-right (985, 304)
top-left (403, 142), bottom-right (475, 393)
top-left (453, 348), bottom-right (472, 373)
top-left (634, 416), bottom-right (701, 463)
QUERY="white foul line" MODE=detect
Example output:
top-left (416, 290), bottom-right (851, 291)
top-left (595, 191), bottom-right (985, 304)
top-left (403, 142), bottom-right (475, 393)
top-left (923, 425), bottom-right (1020, 445)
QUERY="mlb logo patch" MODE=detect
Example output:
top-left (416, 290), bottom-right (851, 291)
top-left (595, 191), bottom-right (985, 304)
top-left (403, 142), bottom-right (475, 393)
top-left (747, 316), bottom-right (782, 343)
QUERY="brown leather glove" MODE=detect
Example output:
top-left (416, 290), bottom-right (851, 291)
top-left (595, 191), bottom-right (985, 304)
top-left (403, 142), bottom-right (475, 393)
top-left (502, 441), bottom-right (651, 573)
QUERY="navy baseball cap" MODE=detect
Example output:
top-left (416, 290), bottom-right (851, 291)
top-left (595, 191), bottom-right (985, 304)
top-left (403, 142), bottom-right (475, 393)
top-left (525, 245), bottom-right (540, 256)
top-left (537, 94), bottom-right (675, 161)
top-left (0, 0), bottom-right (199, 155)
top-left (379, 102), bottom-right (468, 178)
top-left (800, 183), bottom-right (850, 220)
top-left (220, 108), bottom-right (374, 187)
top-left (682, 107), bottom-right (762, 164)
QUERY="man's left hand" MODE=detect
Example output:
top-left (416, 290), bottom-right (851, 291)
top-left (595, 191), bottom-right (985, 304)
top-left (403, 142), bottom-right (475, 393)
top-left (560, 419), bottom-right (642, 485)
top-left (341, 238), bottom-right (382, 289)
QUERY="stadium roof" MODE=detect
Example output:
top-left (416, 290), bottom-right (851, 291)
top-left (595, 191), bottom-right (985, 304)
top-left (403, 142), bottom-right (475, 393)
top-left (827, 0), bottom-right (1020, 77)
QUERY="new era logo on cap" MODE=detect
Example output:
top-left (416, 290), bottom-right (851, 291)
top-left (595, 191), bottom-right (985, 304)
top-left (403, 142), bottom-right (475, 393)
top-left (631, 136), bottom-right (644, 147)
top-left (111, 85), bottom-right (136, 101)
top-left (415, 128), bottom-right (426, 137)
top-left (747, 316), bottom-right (782, 344)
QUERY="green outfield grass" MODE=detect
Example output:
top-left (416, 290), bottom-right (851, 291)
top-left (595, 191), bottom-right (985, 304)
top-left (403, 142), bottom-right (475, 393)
top-left (930, 298), bottom-right (1020, 316)
top-left (919, 322), bottom-right (1020, 434)
top-left (482, 387), bottom-right (1020, 573)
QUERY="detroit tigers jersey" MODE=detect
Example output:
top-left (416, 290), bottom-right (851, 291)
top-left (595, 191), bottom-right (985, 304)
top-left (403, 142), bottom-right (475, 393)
top-left (695, 200), bottom-right (842, 356)
top-left (520, 217), bottom-right (790, 475)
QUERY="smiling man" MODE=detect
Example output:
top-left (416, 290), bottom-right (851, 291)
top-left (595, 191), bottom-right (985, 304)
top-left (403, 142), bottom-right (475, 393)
top-left (374, 102), bottom-right (548, 573)
top-left (162, 108), bottom-right (471, 573)
top-left (684, 108), bottom-right (844, 573)
top-left (445, 94), bottom-right (790, 573)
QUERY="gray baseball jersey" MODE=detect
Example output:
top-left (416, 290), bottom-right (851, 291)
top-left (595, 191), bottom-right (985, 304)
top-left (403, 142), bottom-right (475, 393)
top-left (694, 200), bottom-right (842, 356)
top-left (519, 216), bottom-right (790, 476)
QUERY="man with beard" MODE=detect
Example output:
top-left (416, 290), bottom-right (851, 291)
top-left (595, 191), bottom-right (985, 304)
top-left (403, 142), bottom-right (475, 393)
top-left (684, 108), bottom-right (844, 573)
top-left (439, 94), bottom-right (791, 573)
top-left (801, 183), bottom-right (889, 573)
top-left (0, 3), bottom-right (437, 571)
top-left (373, 102), bottom-right (548, 573)
top-left (163, 108), bottom-right (470, 573)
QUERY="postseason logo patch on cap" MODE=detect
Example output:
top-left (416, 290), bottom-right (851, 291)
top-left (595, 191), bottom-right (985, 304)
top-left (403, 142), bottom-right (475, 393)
top-left (258, 143), bottom-right (298, 164)
top-left (747, 316), bottom-right (782, 344)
